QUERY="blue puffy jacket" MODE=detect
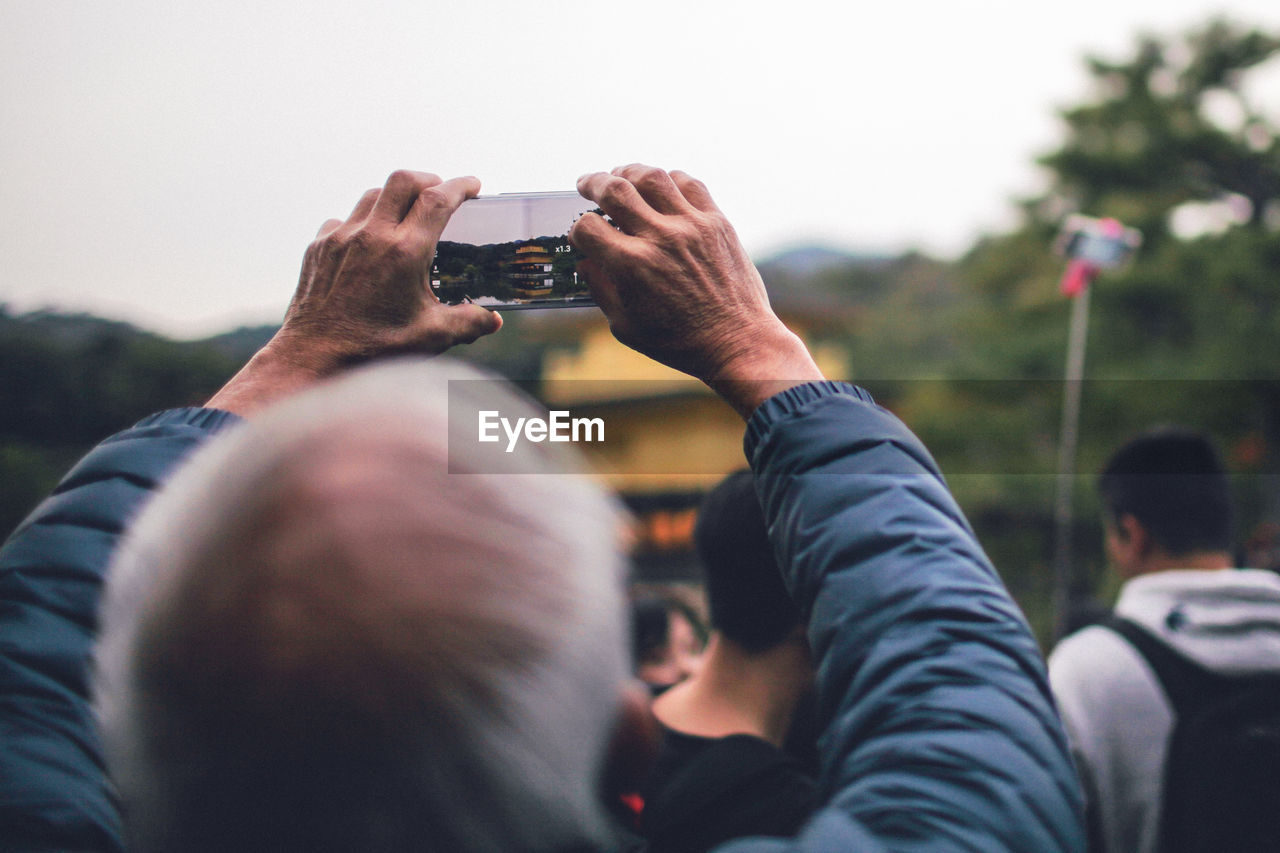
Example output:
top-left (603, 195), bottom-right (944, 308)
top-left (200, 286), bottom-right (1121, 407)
top-left (0, 383), bottom-right (1083, 852)
top-left (0, 408), bottom-right (240, 852)
top-left (730, 382), bottom-right (1083, 851)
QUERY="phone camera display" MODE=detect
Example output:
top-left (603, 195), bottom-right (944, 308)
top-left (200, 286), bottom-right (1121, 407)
top-left (431, 192), bottom-right (600, 310)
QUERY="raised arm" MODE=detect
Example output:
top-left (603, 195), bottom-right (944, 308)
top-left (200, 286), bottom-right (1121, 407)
top-left (0, 410), bottom-right (239, 852)
top-left (0, 168), bottom-right (502, 852)
top-left (571, 165), bottom-right (1085, 852)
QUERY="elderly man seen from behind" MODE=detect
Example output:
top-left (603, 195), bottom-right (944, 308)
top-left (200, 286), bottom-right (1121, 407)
top-left (95, 361), bottom-right (631, 853)
top-left (0, 165), bottom-right (1085, 853)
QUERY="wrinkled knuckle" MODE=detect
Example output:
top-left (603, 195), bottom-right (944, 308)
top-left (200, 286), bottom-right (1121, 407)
top-left (385, 168), bottom-right (416, 188)
top-left (385, 237), bottom-right (420, 266)
top-left (347, 226), bottom-right (386, 254)
top-left (658, 219), bottom-right (692, 247)
top-left (598, 177), bottom-right (633, 208)
top-left (633, 168), bottom-right (669, 195)
top-left (692, 217), bottom-right (721, 243)
top-left (567, 223), bottom-right (592, 252)
top-left (338, 227), bottom-right (364, 249)
top-left (345, 226), bottom-right (370, 248)
top-left (305, 242), bottom-right (333, 271)
top-left (656, 228), bottom-right (687, 253)
top-left (677, 173), bottom-right (708, 194)
top-left (316, 229), bottom-right (348, 254)
top-left (417, 185), bottom-right (448, 210)
top-left (628, 164), bottom-right (664, 182)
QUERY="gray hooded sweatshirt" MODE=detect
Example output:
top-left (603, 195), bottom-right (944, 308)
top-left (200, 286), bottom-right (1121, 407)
top-left (1048, 568), bottom-right (1280, 853)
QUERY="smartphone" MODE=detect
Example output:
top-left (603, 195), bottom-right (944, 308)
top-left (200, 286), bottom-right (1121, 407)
top-left (431, 192), bottom-right (600, 310)
top-left (1057, 214), bottom-right (1142, 269)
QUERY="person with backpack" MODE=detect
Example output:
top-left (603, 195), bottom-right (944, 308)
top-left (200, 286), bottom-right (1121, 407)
top-left (1048, 426), bottom-right (1280, 853)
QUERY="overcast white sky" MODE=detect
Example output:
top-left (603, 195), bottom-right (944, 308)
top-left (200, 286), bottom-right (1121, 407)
top-left (2, 0), bottom-right (1278, 338)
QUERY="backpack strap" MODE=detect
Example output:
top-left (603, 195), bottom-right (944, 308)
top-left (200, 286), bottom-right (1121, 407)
top-left (1104, 615), bottom-right (1219, 711)
top-left (1105, 615), bottom-right (1280, 853)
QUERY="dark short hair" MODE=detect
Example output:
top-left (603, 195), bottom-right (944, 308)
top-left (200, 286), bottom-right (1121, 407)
top-left (1098, 427), bottom-right (1233, 556)
top-left (695, 470), bottom-right (800, 653)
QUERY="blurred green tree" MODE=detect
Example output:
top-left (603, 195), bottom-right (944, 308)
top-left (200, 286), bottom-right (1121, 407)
top-left (939, 18), bottom-right (1280, 639)
top-left (1036, 19), bottom-right (1280, 244)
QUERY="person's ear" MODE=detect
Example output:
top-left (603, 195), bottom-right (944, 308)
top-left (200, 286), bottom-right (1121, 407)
top-left (1119, 513), bottom-right (1152, 557)
top-left (1109, 513), bottom-right (1150, 577)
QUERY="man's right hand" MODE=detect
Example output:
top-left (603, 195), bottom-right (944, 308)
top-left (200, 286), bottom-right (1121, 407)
top-left (570, 165), bottom-right (822, 419)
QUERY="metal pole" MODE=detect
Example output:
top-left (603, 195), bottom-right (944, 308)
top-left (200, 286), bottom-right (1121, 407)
top-left (1052, 284), bottom-right (1091, 642)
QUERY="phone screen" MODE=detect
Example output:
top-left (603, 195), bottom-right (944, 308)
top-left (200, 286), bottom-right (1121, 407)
top-left (1063, 231), bottom-right (1135, 268)
top-left (431, 192), bottom-right (600, 309)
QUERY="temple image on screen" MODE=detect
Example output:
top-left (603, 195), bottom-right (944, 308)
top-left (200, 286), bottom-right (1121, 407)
top-left (510, 243), bottom-right (554, 297)
top-left (429, 194), bottom-right (601, 308)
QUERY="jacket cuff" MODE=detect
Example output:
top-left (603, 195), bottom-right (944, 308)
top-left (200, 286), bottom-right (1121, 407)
top-left (744, 381), bottom-right (875, 459)
top-left (130, 407), bottom-right (244, 433)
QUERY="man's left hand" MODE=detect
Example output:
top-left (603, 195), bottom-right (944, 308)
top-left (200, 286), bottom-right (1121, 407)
top-left (207, 170), bottom-right (502, 415)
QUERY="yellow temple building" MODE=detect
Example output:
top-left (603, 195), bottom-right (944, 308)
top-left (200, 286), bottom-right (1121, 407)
top-left (510, 244), bottom-right (554, 298)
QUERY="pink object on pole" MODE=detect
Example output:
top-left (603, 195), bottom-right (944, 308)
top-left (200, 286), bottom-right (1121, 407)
top-left (1060, 259), bottom-right (1096, 297)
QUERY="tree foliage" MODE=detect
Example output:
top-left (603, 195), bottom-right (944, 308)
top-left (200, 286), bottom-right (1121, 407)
top-left (944, 19), bottom-right (1280, 635)
top-left (1036, 19), bottom-right (1280, 243)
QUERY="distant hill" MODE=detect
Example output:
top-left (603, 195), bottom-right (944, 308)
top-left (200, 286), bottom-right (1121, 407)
top-left (755, 244), bottom-right (892, 277)
top-left (0, 308), bottom-right (159, 347)
top-left (754, 244), bottom-right (959, 318)
top-left (193, 324), bottom-right (278, 361)
top-left (0, 306), bottom-right (256, 538)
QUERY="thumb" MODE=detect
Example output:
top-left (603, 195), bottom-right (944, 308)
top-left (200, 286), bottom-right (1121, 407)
top-left (439, 304), bottom-right (503, 347)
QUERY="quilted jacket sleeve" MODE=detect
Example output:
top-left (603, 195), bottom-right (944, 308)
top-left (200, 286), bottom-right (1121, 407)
top-left (721, 382), bottom-right (1085, 853)
top-left (0, 408), bottom-right (240, 853)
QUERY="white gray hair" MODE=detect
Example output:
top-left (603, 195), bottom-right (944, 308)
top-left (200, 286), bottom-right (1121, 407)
top-left (94, 358), bottom-right (630, 853)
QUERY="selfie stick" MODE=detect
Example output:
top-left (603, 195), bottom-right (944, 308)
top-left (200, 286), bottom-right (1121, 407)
top-left (1051, 269), bottom-right (1094, 642)
top-left (1050, 217), bottom-right (1140, 641)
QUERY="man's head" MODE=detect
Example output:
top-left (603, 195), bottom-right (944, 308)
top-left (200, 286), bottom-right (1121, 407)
top-left (95, 359), bottom-right (630, 853)
top-left (1097, 426), bottom-right (1233, 577)
top-left (695, 469), bottom-right (801, 653)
